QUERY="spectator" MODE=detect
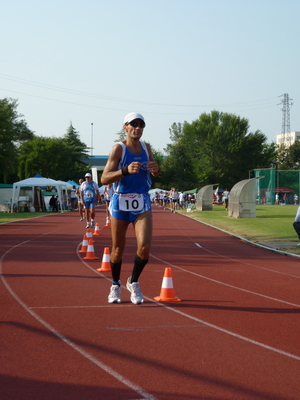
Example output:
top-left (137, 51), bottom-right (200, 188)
top-left (222, 189), bottom-right (230, 210)
top-left (294, 194), bottom-right (298, 205)
top-left (49, 195), bottom-right (58, 212)
top-left (70, 186), bottom-right (77, 210)
top-left (179, 191), bottom-right (185, 209)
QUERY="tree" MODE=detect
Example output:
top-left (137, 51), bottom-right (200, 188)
top-left (0, 98), bottom-right (34, 183)
top-left (277, 141), bottom-right (300, 170)
top-left (62, 123), bottom-right (90, 180)
top-left (114, 129), bottom-right (126, 143)
top-left (162, 111), bottom-right (277, 190)
top-left (163, 122), bottom-right (184, 155)
top-left (18, 136), bottom-right (71, 179)
top-left (161, 141), bottom-right (196, 190)
top-left (149, 146), bottom-right (164, 187)
top-left (18, 124), bottom-right (90, 181)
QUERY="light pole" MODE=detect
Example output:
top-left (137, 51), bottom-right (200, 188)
top-left (91, 123), bottom-right (93, 157)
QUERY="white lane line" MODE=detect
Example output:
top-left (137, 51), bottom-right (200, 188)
top-left (193, 241), bottom-right (300, 279)
top-left (30, 304), bottom-right (152, 309)
top-left (147, 254), bottom-right (300, 361)
top-left (0, 242), bottom-right (158, 400)
top-left (180, 211), bottom-right (300, 259)
top-left (150, 253), bottom-right (300, 309)
top-left (3, 230), bottom-right (299, 394)
top-left (150, 299), bottom-right (300, 361)
top-left (107, 325), bottom-right (206, 331)
top-left (80, 245), bottom-right (300, 362)
top-left (174, 214), bottom-right (300, 277)
top-left (84, 248), bottom-right (300, 362)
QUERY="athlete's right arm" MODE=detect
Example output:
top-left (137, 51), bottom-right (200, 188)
top-left (101, 144), bottom-right (123, 185)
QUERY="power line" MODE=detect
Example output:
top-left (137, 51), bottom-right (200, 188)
top-left (0, 73), bottom-right (279, 109)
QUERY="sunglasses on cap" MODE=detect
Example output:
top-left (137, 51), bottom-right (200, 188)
top-left (128, 120), bottom-right (146, 128)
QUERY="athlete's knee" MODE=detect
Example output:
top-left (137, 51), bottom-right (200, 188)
top-left (137, 244), bottom-right (150, 260)
top-left (111, 246), bottom-right (125, 263)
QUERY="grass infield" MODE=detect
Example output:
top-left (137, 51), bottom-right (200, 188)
top-left (177, 205), bottom-right (300, 255)
top-left (178, 205), bottom-right (296, 241)
top-left (0, 211), bottom-right (50, 224)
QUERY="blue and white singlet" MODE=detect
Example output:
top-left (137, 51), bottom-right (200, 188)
top-left (112, 141), bottom-right (152, 194)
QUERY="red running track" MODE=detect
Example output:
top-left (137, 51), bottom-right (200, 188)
top-left (1, 207), bottom-right (300, 400)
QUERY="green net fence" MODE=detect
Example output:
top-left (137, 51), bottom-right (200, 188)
top-left (252, 168), bottom-right (300, 205)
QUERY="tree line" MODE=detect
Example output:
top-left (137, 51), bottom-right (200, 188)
top-left (0, 98), bottom-right (90, 183)
top-left (1, 97), bottom-right (298, 190)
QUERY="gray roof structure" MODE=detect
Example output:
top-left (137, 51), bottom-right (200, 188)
top-left (81, 155), bottom-right (108, 171)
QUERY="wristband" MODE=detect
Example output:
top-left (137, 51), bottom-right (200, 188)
top-left (121, 166), bottom-right (130, 176)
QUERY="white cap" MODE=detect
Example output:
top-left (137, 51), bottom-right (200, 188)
top-left (123, 112), bottom-right (145, 125)
top-left (85, 173), bottom-right (92, 177)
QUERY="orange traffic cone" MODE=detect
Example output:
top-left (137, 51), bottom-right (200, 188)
top-left (83, 239), bottom-right (99, 260)
top-left (78, 234), bottom-right (88, 253)
top-left (154, 267), bottom-right (181, 302)
top-left (105, 217), bottom-right (111, 227)
top-left (97, 247), bottom-right (111, 271)
top-left (93, 223), bottom-right (101, 236)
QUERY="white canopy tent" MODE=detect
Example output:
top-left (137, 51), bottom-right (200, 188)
top-left (56, 180), bottom-right (74, 208)
top-left (11, 177), bottom-right (64, 213)
top-left (148, 188), bottom-right (165, 199)
top-left (56, 180), bottom-right (73, 189)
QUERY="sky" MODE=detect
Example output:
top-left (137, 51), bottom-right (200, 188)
top-left (1, 0), bottom-right (300, 156)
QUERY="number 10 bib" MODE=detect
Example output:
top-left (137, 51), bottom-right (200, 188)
top-left (119, 194), bottom-right (144, 212)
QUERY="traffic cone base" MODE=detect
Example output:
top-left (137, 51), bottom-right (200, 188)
top-left (154, 267), bottom-right (181, 302)
top-left (83, 239), bottom-right (99, 260)
top-left (97, 247), bottom-right (111, 271)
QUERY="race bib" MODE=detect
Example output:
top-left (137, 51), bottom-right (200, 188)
top-left (85, 190), bottom-right (93, 198)
top-left (119, 194), bottom-right (144, 212)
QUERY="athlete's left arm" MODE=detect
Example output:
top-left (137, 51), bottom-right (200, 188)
top-left (146, 143), bottom-right (161, 177)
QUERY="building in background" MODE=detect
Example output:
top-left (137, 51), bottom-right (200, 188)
top-left (276, 132), bottom-right (300, 148)
top-left (82, 155), bottom-right (108, 172)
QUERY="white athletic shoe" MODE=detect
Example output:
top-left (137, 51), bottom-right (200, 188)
top-left (91, 220), bottom-right (95, 228)
top-left (126, 277), bottom-right (144, 304)
top-left (108, 284), bottom-right (121, 303)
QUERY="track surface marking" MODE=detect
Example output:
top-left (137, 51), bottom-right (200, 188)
top-left (1, 208), bottom-right (300, 399)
